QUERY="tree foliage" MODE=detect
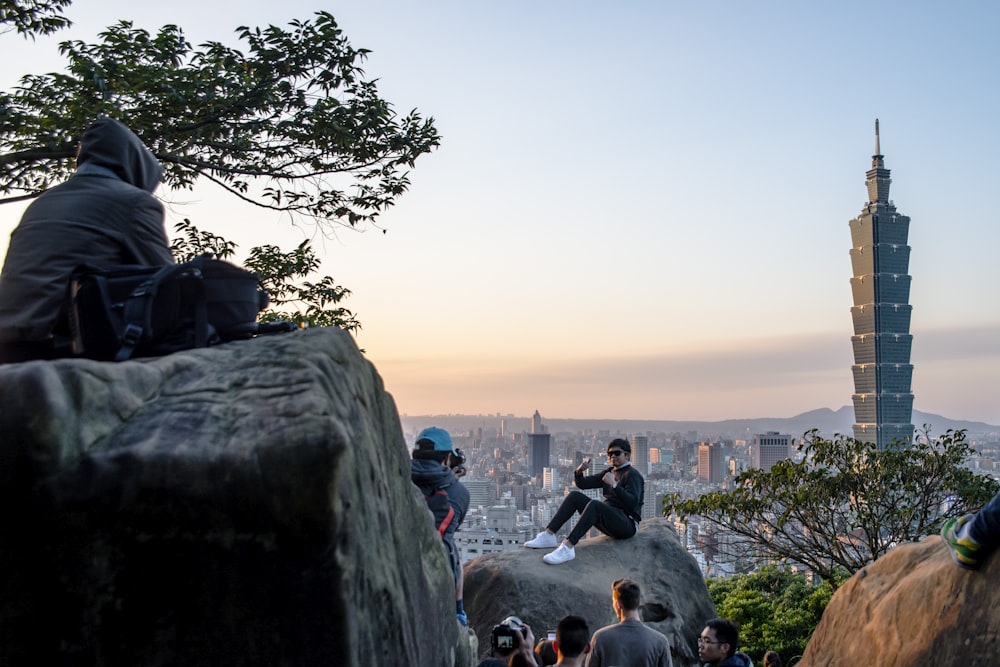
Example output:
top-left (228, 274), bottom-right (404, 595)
top-left (0, 10), bottom-right (440, 223)
top-left (664, 429), bottom-right (998, 587)
top-left (1, 0), bottom-right (72, 38)
top-left (2, 4), bottom-right (439, 330)
top-left (707, 566), bottom-right (842, 666)
top-left (170, 219), bottom-right (359, 332)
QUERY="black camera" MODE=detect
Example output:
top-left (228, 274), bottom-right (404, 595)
top-left (491, 615), bottom-right (524, 653)
top-left (452, 448), bottom-right (466, 467)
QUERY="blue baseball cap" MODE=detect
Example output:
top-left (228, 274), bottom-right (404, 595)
top-left (416, 426), bottom-right (455, 454)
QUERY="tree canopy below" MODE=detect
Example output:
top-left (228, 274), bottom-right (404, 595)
top-left (707, 566), bottom-right (841, 666)
top-left (664, 429), bottom-right (999, 587)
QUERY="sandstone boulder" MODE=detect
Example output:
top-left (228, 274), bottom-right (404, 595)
top-left (800, 534), bottom-right (1000, 666)
top-left (463, 519), bottom-right (714, 666)
top-left (0, 327), bottom-right (472, 667)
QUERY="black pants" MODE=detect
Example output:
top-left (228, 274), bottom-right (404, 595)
top-left (546, 491), bottom-right (636, 545)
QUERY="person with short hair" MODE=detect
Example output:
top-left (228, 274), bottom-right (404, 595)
top-left (585, 579), bottom-right (672, 667)
top-left (552, 615), bottom-right (590, 667)
top-left (525, 438), bottom-right (643, 565)
top-left (410, 426), bottom-right (470, 627)
top-left (697, 618), bottom-right (753, 667)
top-left (0, 117), bottom-right (174, 363)
top-left (534, 638), bottom-right (558, 666)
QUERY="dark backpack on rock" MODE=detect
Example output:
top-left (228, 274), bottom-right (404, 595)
top-left (420, 485), bottom-right (456, 538)
top-left (67, 255), bottom-right (271, 361)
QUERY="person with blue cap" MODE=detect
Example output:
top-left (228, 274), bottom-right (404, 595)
top-left (410, 426), bottom-right (471, 627)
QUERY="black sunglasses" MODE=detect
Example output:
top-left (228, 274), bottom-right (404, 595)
top-left (608, 450), bottom-right (625, 457)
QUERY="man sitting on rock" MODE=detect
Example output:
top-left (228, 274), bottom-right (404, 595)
top-left (697, 618), bottom-right (753, 667)
top-left (0, 117), bottom-right (174, 363)
top-left (410, 426), bottom-right (470, 626)
top-left (525, 438), bottom-right (643, 565)
top-left (941, 490), bottom-right (1000, 570)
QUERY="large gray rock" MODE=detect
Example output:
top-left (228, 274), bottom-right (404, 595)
top-left (463, 519), bottom-right (714, 666)
top-left (800, 535), bottom-right (1000, 666)
top-left (0, 327), bottom-right (472, 667)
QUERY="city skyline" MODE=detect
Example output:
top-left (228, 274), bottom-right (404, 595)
top-left (1, 2), bottom-right (998, 424)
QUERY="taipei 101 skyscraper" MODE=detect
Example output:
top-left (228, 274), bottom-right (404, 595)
top-left (848, 120), bottom-right (915, 448)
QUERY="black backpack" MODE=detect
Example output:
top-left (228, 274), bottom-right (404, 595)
top-left (420, 485), bottom-right (456, 539)
top-left (67, 255), bottom-right (273, 361)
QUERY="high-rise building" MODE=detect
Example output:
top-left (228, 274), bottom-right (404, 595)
top-left (750, 432), bottom-right (791, 471)
top-left (462, 478), bottom-right (495, 510)
top-left (674, 440), bottom-right (689, 467)
top-left (641, 481), bottom-right (661, 520)
top-left (697, 442), bottom-right (723, 484)
top-left (528, 432), bottom-right (551, 479)
top-left (542, 467), bottom-right (561, 491)
top-left (848, 120), bottom-right (915, 448)
top-left (531, 409), bottom-right (543, 434)
top-left (630, 435), bottom-right (649, 474)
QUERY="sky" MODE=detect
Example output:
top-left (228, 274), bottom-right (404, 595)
top-left (2, 1), bottom-right (999, 424)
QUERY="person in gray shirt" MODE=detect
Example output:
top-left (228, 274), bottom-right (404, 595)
top-left (586, 578), bottom-right (672, 667)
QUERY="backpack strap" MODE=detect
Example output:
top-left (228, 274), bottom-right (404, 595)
top-left (115, 260), bottom-right (207, 361)
top-left (436, 493), bottom-right (455, 538)
top-left (421, 487), bottom-right (456, 539)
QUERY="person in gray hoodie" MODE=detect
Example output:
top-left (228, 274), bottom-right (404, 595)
top-left (0, 117), bottom-right (174, 363)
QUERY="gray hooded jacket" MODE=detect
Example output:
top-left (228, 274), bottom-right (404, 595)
top-left (0, 117), bottom-right (174, 344)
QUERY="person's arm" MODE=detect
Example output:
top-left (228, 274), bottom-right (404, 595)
top-left (584, 634), bottom-right (601, 667)
top-left (575, 464), bottom-right (612, 491)
top-left (126, 194), bottom-right (174, 265)
top-left (657, 640), bottom-right (673, 667)
top-left (606, 468), bottom-right (642, 514)
top-left (511, 626), bottom-right (540, 667)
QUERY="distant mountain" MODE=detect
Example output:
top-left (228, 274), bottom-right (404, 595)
top-left (400, 407), bottom-right (1000, 441)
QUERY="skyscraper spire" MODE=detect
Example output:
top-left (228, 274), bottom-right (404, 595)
top-left (848, 123), bottom-right (914, 449)
top-left (866, 119), bottom-right (890, 202)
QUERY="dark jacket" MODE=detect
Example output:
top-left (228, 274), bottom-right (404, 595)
top-left (705, 652), bottom-right (755, 667)
top-left (410, 458), bottom-right (470, 538)
top-left (0, 117), bottom-right (174, 345)
top-left (575, 462), bottom-right (644, 523)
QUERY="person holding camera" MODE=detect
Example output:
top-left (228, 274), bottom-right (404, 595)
top-left (481, 615), bottom-right (539, 667)
top-left (525, 438), bottom-right (643, 565)
top-left (411, 427), bottom-right (470, 627)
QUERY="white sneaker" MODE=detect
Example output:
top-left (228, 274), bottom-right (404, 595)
top-left (525, 531), bottom-right (558, 549)
top-left (543, 543), bottom-right (576, 565)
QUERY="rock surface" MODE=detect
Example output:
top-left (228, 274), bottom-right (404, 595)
top-left (0, 327), bottom-right (471, 667)
top-left (463, 519), bottom-right (715, 667)
top-left (800, 534), bottom-right (1000, 666)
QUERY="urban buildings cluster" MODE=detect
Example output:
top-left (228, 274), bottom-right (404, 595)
top-left (417, 410), bottom-right (801, 577)
top-left (412, 409), bottom-right (1000, 580)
